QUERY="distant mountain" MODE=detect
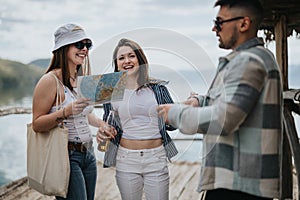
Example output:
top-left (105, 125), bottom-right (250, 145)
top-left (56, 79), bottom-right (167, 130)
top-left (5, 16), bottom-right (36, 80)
top-left (28, 58), bottom-right (51, 69)
top-left (0, 58), bottom-right (43, 90)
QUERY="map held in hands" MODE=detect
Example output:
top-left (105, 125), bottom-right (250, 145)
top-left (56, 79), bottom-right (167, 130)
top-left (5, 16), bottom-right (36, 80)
top-left (77, 71), bottom-right (127, 105)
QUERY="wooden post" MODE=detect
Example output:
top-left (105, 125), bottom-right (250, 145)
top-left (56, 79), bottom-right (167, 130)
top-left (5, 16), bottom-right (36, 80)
top-left (275, 15), bottom-right (288, 90)
top-left (275, 15), bottom-right (293, 199)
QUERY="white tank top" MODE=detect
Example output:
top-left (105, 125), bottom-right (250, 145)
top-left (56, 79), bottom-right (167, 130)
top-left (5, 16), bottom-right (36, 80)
top-left (112, 87), bottom-right (161, 140)
top-left (50, 86), bottom-right (93, 143)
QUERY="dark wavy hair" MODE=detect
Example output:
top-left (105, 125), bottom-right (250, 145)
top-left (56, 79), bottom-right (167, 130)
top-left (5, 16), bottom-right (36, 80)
top-left (46, 45), bottom-right (90, 91)
top-left (112, 38), bottom-right (149, 89)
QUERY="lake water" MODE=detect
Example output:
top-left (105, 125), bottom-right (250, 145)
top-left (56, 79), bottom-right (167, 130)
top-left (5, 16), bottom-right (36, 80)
top-left (0, 97), bottom-right (203, 187)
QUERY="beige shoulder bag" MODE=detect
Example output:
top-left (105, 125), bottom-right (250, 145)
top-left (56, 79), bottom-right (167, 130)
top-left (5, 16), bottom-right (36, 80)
top-left (27, 73), bottom-right (70, 197)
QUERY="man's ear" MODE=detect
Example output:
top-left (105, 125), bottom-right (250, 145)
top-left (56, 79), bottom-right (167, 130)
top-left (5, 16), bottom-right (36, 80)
top-left (240, 17), bottom-right (251, 32)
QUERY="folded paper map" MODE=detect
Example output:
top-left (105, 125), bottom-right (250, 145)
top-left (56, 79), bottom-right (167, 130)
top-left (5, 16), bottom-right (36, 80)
top-left (77, 71), bottom-right (127, 105)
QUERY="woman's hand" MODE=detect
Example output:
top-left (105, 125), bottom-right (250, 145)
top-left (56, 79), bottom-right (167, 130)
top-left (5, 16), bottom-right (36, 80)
top-left (64, 98), bottom-right (90, 117)
top-left (96, 121), bottom-right (117, 143)
top-left (157, 104), bottom-right (173, 124)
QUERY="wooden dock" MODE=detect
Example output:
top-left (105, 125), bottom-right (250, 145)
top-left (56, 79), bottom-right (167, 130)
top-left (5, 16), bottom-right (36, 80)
top-left (0, 161), bottom-right (201, 200)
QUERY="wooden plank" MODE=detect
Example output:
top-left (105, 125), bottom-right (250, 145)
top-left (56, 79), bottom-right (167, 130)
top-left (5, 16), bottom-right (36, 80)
top-left (0, 177), bottom-right (54, 200)
top-left (0, 162), bottom-right (202, 200)
top-left (171, 162), bottom-right (200, 199)
top-left (1, 161), bottom-right (300, 199)
top-left (95, 166), bottom-right (120, 200)
top-left (169, 162), bottom-right (200, 199)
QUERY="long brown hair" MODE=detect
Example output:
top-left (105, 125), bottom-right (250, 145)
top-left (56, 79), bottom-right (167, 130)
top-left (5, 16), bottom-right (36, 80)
top-left (112, 38), bottom-right (149, 88)
top-left (46, 45), bottom-right (91, 91)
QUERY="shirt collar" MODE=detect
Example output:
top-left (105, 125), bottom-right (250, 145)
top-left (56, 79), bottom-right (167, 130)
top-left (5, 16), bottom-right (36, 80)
top-left (217, 37), bottom-right (264, 72)
top-left (235, 37), bottom-right (264, 51)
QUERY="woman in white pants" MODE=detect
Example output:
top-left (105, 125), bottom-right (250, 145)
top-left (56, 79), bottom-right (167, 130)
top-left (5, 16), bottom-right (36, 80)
top-left (97, 38), bottom-right (178, 200)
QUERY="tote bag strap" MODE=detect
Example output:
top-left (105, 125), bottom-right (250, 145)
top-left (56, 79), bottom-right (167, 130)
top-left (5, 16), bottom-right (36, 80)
top-left (49, 72), bottom-right (63, 111)
top-left (50, 72), bottom-right (65, 127)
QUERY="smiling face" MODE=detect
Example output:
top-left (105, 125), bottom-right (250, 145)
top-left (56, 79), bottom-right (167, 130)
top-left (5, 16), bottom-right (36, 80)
top-left (67, 39), bottom-right (90, 67)
top-left (112, 39), bottom-right (149, 87)
top-left (116, 45), bottom-right (140, 77)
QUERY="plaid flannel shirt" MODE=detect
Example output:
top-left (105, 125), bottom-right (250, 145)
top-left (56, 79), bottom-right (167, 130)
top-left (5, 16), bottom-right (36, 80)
top-left (168, 38), bottom-right (282, 198)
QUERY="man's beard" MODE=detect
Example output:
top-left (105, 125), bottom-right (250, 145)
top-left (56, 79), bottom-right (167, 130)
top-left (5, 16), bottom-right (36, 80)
top-left (219, 27), bottom-right (238, 50)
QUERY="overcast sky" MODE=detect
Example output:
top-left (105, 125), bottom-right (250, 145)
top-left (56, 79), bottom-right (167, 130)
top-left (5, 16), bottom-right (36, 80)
top-left (1, 0), bottom-right (300, 68)
top-left (1, 0), bottom-right (300, 126)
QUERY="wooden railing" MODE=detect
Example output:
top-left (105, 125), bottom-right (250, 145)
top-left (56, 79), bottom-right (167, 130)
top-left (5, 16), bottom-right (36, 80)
top-left (0, 107), bottom-right (32, 116)
top-left (282, 89), bottom-right (300, 199)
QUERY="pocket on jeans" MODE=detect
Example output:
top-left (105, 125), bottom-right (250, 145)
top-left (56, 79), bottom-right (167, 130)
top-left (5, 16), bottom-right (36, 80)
top-left (145, 154), bottom-right (168, 173)
top-left (150, 151), bottom-right (167, 168)
top-left (116, 155), bottom-right (126, 161)
top-left (116, 150), bottom-right (127, 161)
top-left (115, 153), bottom-right (137, 172)
top-left (153, 149), bottom-right (167, 161)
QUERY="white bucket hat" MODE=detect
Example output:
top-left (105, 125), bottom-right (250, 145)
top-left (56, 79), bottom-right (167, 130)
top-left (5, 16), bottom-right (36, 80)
top-left (53, 23), bottom-right (91, 52)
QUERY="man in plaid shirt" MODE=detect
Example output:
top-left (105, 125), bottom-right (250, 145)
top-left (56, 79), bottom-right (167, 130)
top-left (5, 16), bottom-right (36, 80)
top-left (158, 0), bottom-right (282, 199)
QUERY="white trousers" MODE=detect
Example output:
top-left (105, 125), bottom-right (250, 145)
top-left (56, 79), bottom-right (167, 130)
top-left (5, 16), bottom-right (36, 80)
top-left (115, 145), bottom-right (169, 200)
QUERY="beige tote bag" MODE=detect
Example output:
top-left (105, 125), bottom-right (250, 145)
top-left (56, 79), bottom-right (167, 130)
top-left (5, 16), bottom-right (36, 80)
top-left (27, 73), bottom-right (70, 197)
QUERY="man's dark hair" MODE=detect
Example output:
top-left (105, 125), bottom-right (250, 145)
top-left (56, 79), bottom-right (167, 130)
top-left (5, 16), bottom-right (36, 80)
top-left (214, 0), bottom-right (264, 29)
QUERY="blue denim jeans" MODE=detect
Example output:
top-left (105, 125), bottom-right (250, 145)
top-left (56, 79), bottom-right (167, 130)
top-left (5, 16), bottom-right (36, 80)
top-left (56, 148), bottom-right (97, 200)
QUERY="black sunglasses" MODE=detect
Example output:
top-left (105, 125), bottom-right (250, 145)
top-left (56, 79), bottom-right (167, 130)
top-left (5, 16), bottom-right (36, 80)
top-left (213, 16), bottom-right (244, 32)
top-left (73, 41), bottom-right (93, 50)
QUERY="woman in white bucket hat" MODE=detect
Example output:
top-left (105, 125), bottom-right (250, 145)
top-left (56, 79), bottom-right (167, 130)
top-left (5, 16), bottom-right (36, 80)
top-left (31, 23), bottom-right (116, 200)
